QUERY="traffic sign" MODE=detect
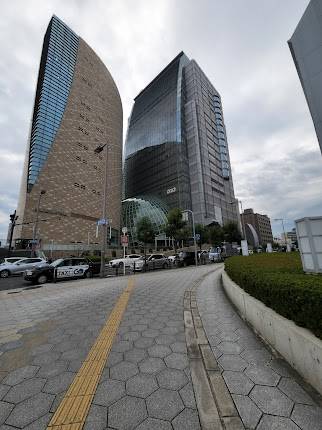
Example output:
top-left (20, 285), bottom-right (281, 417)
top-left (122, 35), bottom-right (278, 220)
top-left (121, 235), bottom-right (128, 246)
top-left (122, 227), bottom-right (128, 234)
top-left (195, 233), bottom-right (201, 241)
top-left (97, 218), bottom-right (109, 226)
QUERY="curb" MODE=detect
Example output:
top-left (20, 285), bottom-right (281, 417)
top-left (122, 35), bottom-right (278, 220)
top-left (222, 270), bottom-right (322, 397)
top-left (184, 272), bottom-right (244, 430)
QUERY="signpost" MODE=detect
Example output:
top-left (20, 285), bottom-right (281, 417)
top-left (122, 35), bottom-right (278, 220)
top-left (121, 228), bottom-right (128, 275)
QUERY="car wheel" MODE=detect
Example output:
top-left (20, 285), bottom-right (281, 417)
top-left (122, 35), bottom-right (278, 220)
top-left (162, 263), bottom-right (168, 269)
top-left (183, 261), bottom-right (188, 267)
top-left (37, 274), bottom-right (48, 284)
top-left (0, 270), bottom-right (10, 278)
top-left (84, 271), bottom-right (92, 279)
top-left (118, 262), bottom-right (124, 268)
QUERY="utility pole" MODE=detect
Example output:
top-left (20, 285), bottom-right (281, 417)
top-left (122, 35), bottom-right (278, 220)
top-left (182, 210), bottom-right (198, 267)
top-left (274, 218), bottom-right (287, 247)
top-left (94, 144), bottom-right (108, 278)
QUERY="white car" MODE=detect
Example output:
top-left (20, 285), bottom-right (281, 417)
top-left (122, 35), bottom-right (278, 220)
top-left (108, 254), bottom-right (142, 268)
top-left (208, 247), bottom-right (222, 262)
top-left (0, 258), bottom-right (47, 278)
top-left (167, 254), bottom-right (178, 264)
top-left (134, 254), bottom-right (169, 271)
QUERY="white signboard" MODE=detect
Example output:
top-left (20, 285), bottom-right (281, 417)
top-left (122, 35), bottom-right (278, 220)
top-left (295, 216), bottom-right (322, 273)
top-left (241, 239), bottom-right (249, 256)
top-left (167, 187), bottom-right (176, 195)
top-left (266, 243), bottom-right (272, 253)
top-left (56, 266), bottom-right (89, 278)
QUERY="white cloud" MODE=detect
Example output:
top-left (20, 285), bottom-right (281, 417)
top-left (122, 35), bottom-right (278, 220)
top-left (0, 0), bottom-right (321, 240)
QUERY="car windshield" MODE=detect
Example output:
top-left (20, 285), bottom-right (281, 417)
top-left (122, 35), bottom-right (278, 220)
top-left (50, 258), bottom-right (64, 267)
top-left (139, 255), bottom-right (150, 260)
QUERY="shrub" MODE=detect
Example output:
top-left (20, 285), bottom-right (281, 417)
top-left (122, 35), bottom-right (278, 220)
top-left (225, 253), bottom-right (322, 339)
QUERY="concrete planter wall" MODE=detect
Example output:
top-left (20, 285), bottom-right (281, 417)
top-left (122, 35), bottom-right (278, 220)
top-left (222, 270), bottom-right (322, 396)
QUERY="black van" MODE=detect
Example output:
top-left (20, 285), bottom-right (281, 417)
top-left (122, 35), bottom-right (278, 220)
top-left (178, 251), bottom-right (197, 267)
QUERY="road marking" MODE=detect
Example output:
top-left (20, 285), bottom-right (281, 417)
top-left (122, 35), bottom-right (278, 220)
top-left (47, 278), bottom-right (135, 430)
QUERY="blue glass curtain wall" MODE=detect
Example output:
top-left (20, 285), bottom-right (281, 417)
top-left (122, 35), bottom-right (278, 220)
top-left (27, 16), bottom-right (79, 190)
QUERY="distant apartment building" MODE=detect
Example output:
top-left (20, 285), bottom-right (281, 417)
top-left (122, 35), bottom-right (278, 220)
top-left (241, 208), bottom-right (273, 246)
top-left (124, 51), bottom-right (238, 234)
top-left (282, 227), bottom-right (298, 245)
top-left (14, 16), bottom-right (123, 250)
top-left (288, 0), bottom-right (322, 155)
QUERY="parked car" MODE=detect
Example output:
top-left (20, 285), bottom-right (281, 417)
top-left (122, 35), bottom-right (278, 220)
top-left (198, 250), bottom-right (209, 264)
top-left (167, 254), bottom-right (179, 265)
top-left (24, 257), bottom-right (100, 284)
top-left (134, 254), bottom-right (169, 271)
top-left (0, 257), bottom-right (24, 265)
top-left (0, 258), bottom-right (46, 278)
top-left (108, 254), bottom-right (142, 268)
top-left (208, 247), bottom-right (222, 262)
top-left (177, 251), bottom-right (197, 267)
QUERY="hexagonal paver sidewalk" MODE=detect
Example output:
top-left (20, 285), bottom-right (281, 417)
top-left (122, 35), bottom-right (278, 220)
top-left (197, 269), bottom-right (322, 430)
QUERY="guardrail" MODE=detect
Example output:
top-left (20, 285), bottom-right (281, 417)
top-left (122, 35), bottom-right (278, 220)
top-left (102, 258), bottom-right (213, 278)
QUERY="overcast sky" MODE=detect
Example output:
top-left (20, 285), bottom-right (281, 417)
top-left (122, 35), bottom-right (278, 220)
top-left (1, 0), bottom-right (321, 240)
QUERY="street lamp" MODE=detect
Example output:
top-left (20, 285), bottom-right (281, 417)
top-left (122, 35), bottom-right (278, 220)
top-left (182, 209), bottom-right (198, 267)
top-left (94, 143), bottom-right (108, 278)
top-left (274, 218), bottom-right (287, 247)
top-left (229, 199), bottom-right (246, 239)
top-left (32, 190), bottom-right (46, 256)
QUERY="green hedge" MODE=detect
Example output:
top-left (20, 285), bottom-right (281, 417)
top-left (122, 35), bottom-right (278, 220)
top-left (225, 253), bottom-right (322, 339)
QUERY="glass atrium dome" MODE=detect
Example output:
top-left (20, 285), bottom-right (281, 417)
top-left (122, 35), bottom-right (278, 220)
top-left (122, 196), bottom-right (168, 245)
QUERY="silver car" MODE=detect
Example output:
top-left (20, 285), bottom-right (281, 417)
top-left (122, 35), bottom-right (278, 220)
top-left (0, 258), bottom-right (46, 278)
top-left (0, 257), bottom-right (22, 265)
top-left (134, 254), bottom-right (169, 271)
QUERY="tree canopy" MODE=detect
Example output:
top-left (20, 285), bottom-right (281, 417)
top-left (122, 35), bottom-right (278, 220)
top-left (136, 217), bottom-right (155, 245)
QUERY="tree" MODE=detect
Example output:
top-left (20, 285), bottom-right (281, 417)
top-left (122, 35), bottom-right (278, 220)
top-left (136, 217), bottom-right (156, 263)
top-left (223, 221), bottom-right (241, 243)
top-left (195, 224), bottom-right (209, 250)
top-left (208, 224), bottom-right (224, 246)
top-left (164, 208), bottom-right (186, 251)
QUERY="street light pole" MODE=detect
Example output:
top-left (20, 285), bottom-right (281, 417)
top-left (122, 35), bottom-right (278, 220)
top-left (274, 218), bottom-right (287, 247)
top-left (239, 200), bottom-right (247, 240)
top-left (94, 144), bottom-right (108, 278)
top-left (229, 199), bottom-right (246, 239)
top-left (32, 190), bottom-right (46, 256)
top-left (183, 209), bottom-right (198, 267)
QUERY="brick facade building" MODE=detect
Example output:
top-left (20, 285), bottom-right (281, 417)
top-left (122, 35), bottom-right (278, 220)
top-left (14, 16), bottom-right (122, 250)
top-left (241, 208), bottom-right (273, 247)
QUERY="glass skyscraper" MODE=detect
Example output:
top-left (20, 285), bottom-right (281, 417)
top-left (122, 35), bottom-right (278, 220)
top-left (14, 16), bottom-right (123, 249)
top-left (124, 53), bottom-right (191, 211)
top-left (28, 16), bottom-right (79, 190)
top-left (124, 52), bottom-right (238, 227)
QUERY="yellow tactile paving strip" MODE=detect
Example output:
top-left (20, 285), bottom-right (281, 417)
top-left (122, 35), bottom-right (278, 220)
top-left (47, 278), bottom-right (135, 430)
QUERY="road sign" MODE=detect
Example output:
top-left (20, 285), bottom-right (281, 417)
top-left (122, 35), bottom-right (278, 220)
top-left (97, 218), bottom-right (109, 226)
top-left (121, 235), bottom-right (128, 246)
top-left (122, 227), bottom-right (128, 234)
top-left (195, 233), bottom-right (201, 241)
